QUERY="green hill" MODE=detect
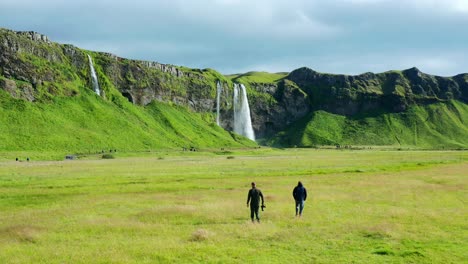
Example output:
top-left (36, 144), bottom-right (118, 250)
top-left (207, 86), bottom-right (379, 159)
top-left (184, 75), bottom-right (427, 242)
top-left (269, 100), bottom-right (468, 148)
top-left (0, 87), bottom-right (256, 153)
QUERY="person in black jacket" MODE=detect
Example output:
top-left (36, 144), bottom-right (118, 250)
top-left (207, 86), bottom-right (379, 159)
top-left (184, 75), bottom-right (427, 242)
top-left (247, 182), bottom-right (264, 222)
top-left (292, 181), bottom-right (307, 217)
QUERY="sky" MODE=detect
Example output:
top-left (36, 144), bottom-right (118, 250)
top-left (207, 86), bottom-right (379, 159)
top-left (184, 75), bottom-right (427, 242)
top-left (1, 0), bottom-right (467, 76)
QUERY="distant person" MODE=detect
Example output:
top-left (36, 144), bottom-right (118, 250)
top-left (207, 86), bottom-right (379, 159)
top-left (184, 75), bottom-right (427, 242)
top-left (293, 181), bottom-right (307, 217)
top-left (247, 182), bottom-right (265, 222)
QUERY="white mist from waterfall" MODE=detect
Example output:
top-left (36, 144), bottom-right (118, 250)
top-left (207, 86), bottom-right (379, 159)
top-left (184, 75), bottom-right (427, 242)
top-left (216, 81), bottom-right (222, 126)
top-left (87, 54), bottom-right (101, 96)
top-left (233, 83), bottom-right (255, 141)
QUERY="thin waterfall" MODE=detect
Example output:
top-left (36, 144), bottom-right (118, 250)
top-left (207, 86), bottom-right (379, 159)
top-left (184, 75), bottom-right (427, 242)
top-left (216, 81), bottom-right (222, 126)
top-left (87, 54), bottom-right (101, 96)
top-left (233, 83), bottom-right (255, 141)
top-left (233, 85), bottom-right (239, 133)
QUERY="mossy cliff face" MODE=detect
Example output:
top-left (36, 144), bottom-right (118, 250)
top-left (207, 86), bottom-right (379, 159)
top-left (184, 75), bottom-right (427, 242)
top-left (285, 67), bottom-right (468, 116)
top-left (0, 28), bottom-right (227, 111)
top-left (0, 29), bottom-right (88, 101)
top-left (230, 67), bottom-right (468, 140)
top-left (91, 52), bottom-right (227, 112)
top-left (1, 28), bottom-right (467, 148)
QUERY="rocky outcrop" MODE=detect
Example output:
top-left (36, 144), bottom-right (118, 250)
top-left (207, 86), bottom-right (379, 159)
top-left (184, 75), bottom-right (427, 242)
top-left (0, 28), bottom-right (75, 101)
top-left (286, 67), bottom-right (468, 116)
top-left (17, 31), bottom-right (50, 43)
top-left (247, 81), bottom-right (309, 138)
top-left (90, 52), bottom-right (218, 111)
top-left (0, 78), bottom-right (35, 101)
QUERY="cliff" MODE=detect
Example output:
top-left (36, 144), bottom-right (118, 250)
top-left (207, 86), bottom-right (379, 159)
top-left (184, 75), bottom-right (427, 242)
top-left (1, 27), bottom-right (467, 149)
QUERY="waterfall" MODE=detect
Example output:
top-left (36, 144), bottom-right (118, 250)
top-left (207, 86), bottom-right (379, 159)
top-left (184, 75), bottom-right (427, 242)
top-left (87, 54), bottom-right (101, 96)
top-left (216, 81), bottom-right (222, 126)
top-left (233, 83), bottom-right (255, 141)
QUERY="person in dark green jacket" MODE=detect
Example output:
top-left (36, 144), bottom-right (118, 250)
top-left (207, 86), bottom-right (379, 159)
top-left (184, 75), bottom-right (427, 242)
top-left (247, 182), bottom-right (265, 222)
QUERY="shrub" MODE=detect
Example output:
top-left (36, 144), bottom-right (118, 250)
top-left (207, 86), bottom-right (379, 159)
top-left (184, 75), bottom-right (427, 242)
top-left (102, 154), bottom-right (115, 159)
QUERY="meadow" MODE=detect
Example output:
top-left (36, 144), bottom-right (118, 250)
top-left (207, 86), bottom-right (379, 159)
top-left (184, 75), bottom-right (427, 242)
top-left (0, 148), bottom-right (466, 263)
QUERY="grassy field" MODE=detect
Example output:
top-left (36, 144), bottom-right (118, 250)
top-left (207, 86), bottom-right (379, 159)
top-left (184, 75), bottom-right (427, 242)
top-left (0, 149), bottom-right (466, 263)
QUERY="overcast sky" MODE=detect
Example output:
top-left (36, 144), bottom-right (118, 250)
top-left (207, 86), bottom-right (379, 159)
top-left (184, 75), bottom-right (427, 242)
top-left (1, 0), bottom-right (467, 76)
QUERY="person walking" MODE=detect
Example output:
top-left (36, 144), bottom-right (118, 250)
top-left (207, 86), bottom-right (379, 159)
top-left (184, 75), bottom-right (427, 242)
top-left (247, 182), bottom-right (264, 222)
top-left (293, 181), bottom-right (307, 217)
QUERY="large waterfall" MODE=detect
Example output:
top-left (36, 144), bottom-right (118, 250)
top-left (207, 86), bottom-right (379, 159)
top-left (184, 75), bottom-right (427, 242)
top-left (233, 83), bottom-right (255, 141)
top-left (216, 81), bottom-right (222, 126)
top-left (87, 54), bottom-right (101, 96)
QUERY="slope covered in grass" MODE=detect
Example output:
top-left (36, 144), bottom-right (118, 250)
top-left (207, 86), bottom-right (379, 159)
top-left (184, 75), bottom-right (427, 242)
top-left (269, 101), bottom-right (468, 148)
top-left (0, 88), bottom-right (256, 153)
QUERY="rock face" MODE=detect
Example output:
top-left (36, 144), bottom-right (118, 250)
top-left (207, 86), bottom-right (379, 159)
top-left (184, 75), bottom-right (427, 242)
top-left (286, 67), bottom-right (468, 116)
top-left (1, 27), bottom-right (467, 142)
top-left (0, 79), bottom-right (36, 101)
top-left (0, 28), bottom-right (83, 100)
top-left (246, 81), bottom-right (310, 138)
top-left (95, 52), bottom-right (216, 111)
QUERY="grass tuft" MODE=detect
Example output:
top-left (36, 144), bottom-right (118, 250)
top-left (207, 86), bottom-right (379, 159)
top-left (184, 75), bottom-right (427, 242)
top-left (372, 248), bottom-right (395, 255)
top-left (190, 229), bottom-right (212, 242)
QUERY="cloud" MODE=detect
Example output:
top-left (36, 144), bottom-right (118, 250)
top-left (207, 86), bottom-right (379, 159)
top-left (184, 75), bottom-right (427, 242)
top-left (407, 0), bottom-right (468, 13)
top-left (335, 0), bottom-right (468, 13)
top-left (0, 0), bottom-right (467, 75)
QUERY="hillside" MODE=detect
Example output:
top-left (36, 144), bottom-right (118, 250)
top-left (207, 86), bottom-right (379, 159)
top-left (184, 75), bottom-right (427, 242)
top-left (0, 28), bottom-right (256, 152)
top-left (269, 100), bottom-right (468, 148)
top-left (0, 87), bottom-right (256, 152)
top-left (1, 27), bottom-right (467, 150)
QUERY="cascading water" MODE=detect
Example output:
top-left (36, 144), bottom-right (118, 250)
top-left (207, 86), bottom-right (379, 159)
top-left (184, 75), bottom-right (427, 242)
top-left (87, 54), bottom-right (101, 96)
top-left (216, 81), bottom-right (222, 126)
top-left (233, 83), bottom-right (255, 141)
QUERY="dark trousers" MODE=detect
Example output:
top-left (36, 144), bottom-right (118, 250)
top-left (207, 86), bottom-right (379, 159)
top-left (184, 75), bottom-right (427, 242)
top-left (295, 200), bottom-right (304, 215)
top-left (250, 205), bottom-right (260, 221)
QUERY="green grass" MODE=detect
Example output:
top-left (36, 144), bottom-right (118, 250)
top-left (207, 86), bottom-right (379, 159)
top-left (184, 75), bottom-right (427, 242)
top-left (270, 100), bottom-right (468, 148)
top-left (229, 71), bottom-right (287, 84)
top-left (0, 149), bottom-right (466, 263)
top-left (0, 87), bottom-right (256, 155)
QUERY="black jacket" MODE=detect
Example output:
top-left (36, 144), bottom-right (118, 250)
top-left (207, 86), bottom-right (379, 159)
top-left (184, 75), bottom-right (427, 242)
top-left (293, 186), bottom-right (307, 201)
